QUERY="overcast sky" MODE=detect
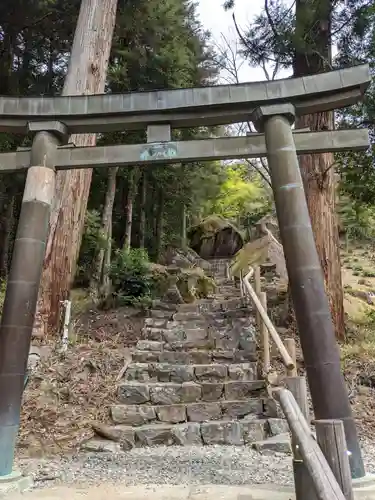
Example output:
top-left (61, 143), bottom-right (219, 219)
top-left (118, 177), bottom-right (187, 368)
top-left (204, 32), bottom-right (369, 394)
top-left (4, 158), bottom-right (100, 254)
top-left (197, 0), bottom-right (291, 82)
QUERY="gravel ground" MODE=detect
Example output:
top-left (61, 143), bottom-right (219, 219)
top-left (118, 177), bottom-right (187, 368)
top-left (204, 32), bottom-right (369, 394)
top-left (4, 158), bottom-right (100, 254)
top-left (15, 439), bottom-right (375, 490)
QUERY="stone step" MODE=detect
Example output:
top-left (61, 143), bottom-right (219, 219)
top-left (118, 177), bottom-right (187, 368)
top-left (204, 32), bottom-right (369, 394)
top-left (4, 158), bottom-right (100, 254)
top-left (135, 335), bottom-right (257, 353)
top-left (167, 298), bottom-right (247, 314)
top-left (111, 398), bottom-right (271, 425)
top-left (123, 362), bottom-right (258, 383)
top-left (132, 348), bottom-right (257, 365)
top-left (142, 316), bottom-right (254, 340)
top-left (116, 380), bottom-right (266, 405)
top-left (84, 418), bottom-right (283, 450)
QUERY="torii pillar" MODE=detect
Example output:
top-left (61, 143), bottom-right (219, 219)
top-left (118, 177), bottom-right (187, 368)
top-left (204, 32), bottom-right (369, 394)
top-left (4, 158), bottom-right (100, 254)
top-left (252, 103), bottom-right (365, 479)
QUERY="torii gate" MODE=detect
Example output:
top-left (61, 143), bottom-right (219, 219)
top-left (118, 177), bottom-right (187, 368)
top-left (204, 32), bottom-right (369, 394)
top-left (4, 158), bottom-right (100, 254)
top-left (0, 64), bottom-right (370, 479)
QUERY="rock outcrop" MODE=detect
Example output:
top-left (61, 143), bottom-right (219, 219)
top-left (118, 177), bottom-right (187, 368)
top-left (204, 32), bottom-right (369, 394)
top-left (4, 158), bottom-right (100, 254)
top-left (188, 216), bottom-right (244, 260)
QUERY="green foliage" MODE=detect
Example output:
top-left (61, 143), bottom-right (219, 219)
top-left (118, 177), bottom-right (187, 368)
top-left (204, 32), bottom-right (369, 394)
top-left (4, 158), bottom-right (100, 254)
top-left (202, 163), bottom-right (272, 228)
top-left (338, 196), bottom-right (375, 242)
top-left (110, 248), bottom-right (153, 306)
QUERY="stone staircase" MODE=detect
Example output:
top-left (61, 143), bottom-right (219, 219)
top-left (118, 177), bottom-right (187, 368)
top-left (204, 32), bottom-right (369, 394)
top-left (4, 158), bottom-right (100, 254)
top-left (84, 258), bottom-right (289, 452)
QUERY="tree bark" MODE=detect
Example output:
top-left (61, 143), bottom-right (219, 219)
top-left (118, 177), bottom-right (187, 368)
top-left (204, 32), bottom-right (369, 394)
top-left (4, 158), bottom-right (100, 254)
top-left (102, 210), bottom-right (113, 298)
top-left (0, 189), bottom-right (15, 280)
top-left (293, 0), bottom-right (345, 340)
top-left (154, 188), bottom-right (164, 262)
top-left (33, 0), bottom-right (118, 337)
top-left (138, 170), bottom-right (147, 249)
top-left (123, 167), bottom-right (138, 252)
top-left (90, 166), bottom-right (118, 299)
top-left (181, 203), bottom-right (187, 248)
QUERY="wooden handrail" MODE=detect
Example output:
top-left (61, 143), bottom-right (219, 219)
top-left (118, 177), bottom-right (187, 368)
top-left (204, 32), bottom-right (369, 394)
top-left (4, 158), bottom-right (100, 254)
top-left (274, 388), bottom-right (347, 500)
top-left (242, 267), bottom-right (295, 371)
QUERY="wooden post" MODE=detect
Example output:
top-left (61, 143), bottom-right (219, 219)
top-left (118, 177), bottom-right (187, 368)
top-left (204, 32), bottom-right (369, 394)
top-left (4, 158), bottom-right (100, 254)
top-left (243, 275), bottom-right (294, 370)
top-left (285, 376), bottom-right (317, 500)
top-left (274, 388), bottom-right (347, 500)
top-left (260, 291), bottom-right (270, 373)
top-left (285, 338), bottom-right (297, 376)
top-left (315, 420), bottom-right (354, 500)
top-left (254, 265), bottom-right (261, 329)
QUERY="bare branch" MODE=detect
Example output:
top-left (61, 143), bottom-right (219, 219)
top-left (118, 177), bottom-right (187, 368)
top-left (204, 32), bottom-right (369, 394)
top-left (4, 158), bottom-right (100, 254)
top-left (264, 0), bottom-right (280, 41)
top-left (232, 12), bottom-right (280, 64)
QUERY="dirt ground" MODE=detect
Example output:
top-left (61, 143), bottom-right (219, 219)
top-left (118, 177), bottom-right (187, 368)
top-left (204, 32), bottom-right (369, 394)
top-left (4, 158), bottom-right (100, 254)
top-left (18, 304), bottom-right (144, 456)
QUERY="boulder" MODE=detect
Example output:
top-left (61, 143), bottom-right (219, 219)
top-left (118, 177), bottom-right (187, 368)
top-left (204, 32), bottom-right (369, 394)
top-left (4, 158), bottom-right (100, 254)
top-left (188, 215), bottom-right (244, 259)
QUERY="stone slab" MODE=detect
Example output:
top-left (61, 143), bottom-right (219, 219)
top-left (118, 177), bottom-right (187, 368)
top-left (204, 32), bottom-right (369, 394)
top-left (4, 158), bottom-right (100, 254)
top-left (0, 470), bottom-right (32, 497)
top-left (6, 482), bottom-right (375, 500)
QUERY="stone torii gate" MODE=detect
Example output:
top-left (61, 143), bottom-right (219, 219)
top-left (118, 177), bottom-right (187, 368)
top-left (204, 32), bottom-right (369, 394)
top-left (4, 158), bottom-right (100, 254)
top-left (0, 64), bottom-right (370, 480)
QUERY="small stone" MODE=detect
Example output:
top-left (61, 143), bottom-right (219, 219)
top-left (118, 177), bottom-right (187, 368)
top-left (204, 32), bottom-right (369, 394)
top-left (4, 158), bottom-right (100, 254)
top-left (186, 402), bottom-right (221, 422)
top-left (267, 418), bottom-right (289, 436)
top-left (156, 404), bottom-right (187, 423)
top-left (111, 405), bottom-right (156, 426)
top-left (194, 364), bottom-right (227, 381)
top-left (163, 284), bottom-right (184, 304)
top-left (150, 383), bottom-right (182, 405)
top-left (137, 340), bottom-right (164, 351)
top-left (172, 423), bottom-right (202, 445)
top-left (159, 351), bottom-right (190, 364)
top-left (234, 350), bottom-right (257, 362)
top-left (224, 381), bottom-right (265, 400)
top-left (201, 421), bottom-right (243, 445)
top-left (190, 350), bottom-right (211, 364)
top-left (252, 434), bottom-right (292, 454)
top-left (135, 424), bottom-right (175, 446)
top-left (151, 363), bottom-right (171, 382)
top-left (185, 328), bottom-right (207, 341)
top-left (150, 309), bottom-right (174, 318)
top-left (214, 335), bottom-right (239, 350)
top-left (163, 329), bottom-right (186, 343)
top-left (238, 333), bottom-right (257, 351)
top-left (92, 423), bottom-right (135, 450)
top-left (201, 383), bottom-right (223, 401)
top-left (81, 438), bottom-right (122, 453)
top-left (145, 328), bottom-right (164, 341)
top-left (263, 398), bottom-right (283, 418)
top-left (169, 339), bottom-right (213, 350)
top-left (117, 383), bottom-right (150, 404)
top-left (240, 420), bottom-right (265, 444)
top-left (180, 382), bottom-right (202, 403)
top-left (169, 365), bottom-right (195, 383)
top-left (125, 363), bottom-right (150, 382)
top-left (212, 351), bottom-right (234, 362)
top-left (132, 351), bottom-right (159, 363)
top-left (221, 400), bottom-right (262, 419)
top-left (173, 312), bottom-right (201, 321)
top-left (228, 363), bottom-right (256, 381)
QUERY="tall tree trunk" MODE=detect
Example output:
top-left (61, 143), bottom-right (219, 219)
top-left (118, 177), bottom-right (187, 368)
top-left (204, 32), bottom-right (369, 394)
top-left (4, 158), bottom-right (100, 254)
top-left (102, 211), bottom-right (113, 298)
top-left (33, 0), bottom-right (118, 337)
top-left (0, 187), bottom-right (15, 280)
top-left (138, 170), bottom-right (147, 249)
top-left (123, 167), bottom-right (138, 252)
top-left (154, 188), bottom-right (164, 262)
top-left (90, 166), bottom-right (118, 299)
top-left (293, 0), bottom-right (345, 340)
top-left (181, 203), bottom-right (187, 248)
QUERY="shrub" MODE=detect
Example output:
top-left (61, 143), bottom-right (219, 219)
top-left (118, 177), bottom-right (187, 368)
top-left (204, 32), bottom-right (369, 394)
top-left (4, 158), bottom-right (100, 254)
top-left (110, 248), bottom-right (152, 306)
